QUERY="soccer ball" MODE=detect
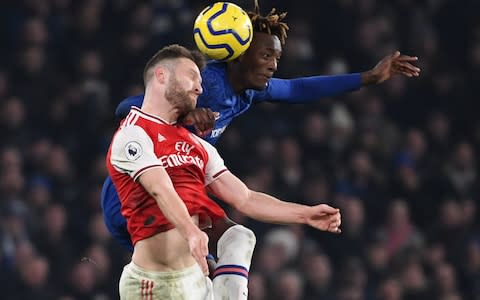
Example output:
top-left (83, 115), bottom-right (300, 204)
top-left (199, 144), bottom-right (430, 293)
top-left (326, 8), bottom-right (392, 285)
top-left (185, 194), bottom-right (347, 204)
top-left (193, 2), bottom-right (253, 61)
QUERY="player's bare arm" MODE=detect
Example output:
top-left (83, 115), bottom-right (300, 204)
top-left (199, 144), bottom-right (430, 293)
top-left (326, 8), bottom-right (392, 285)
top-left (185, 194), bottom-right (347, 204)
top-left (207, 171), bottom-right (341, 233)
top-left (139, 168), bottom-right (210, 275)
top-left (361, 51), bottom-right (421, 85)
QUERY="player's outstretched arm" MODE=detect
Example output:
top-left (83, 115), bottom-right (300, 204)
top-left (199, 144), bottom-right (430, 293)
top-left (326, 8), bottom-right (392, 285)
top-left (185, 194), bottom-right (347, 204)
top-left (260, 51), bottom-right (420, 104)
top-left (207, 171), bottom-right (341, 233)
top-left (360, 51), bottom-right (420, 85)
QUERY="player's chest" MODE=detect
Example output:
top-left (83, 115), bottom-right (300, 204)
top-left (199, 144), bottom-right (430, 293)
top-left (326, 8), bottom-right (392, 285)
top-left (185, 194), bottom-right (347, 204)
top-left (152, 129), bottom-right (207, 170)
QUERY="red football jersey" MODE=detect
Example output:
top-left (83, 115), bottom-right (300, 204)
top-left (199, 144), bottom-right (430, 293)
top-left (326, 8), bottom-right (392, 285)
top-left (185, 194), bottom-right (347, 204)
top-left (106, 107), bottom-right (227, 245)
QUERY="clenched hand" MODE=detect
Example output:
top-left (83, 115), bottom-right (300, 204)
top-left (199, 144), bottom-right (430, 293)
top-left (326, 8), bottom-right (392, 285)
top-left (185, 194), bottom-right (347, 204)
top-left (180, 107), bottom-right (219, 137)
top-left (305, 204), bottom-right (342, 234)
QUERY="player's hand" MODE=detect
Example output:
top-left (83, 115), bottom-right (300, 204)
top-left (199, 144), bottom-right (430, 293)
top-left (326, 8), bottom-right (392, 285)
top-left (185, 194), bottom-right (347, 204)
top-left (180, 108), bottom-right (219, 137)
top-left (305, 204), bottom-right (342, 234)
top-left (361, 51), bottom-right (421, 85)
top-left (187, 228), bottom-right (210, 275)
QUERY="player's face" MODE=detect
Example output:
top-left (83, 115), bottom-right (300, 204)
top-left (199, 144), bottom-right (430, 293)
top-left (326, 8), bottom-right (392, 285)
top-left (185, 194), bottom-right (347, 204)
top-left (165, 58), bottom-right (203, 116)
top-left (239, 32), bottom-right (282, 90)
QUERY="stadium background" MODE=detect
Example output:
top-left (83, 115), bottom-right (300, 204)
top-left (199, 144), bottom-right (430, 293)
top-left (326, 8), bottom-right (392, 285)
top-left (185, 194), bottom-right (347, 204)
top-left (0, 0), bottom-right (480, 299)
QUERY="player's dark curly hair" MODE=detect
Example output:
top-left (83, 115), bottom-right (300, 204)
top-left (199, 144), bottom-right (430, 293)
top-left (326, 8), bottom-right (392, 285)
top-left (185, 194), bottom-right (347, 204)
top-left (247, 0), bottom-right (289, 45)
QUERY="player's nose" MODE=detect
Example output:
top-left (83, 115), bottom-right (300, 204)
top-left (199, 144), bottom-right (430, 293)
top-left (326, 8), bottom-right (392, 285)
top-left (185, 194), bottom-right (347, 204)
top-left (268, 57), bottom-right (278, 72)
top-left (194, 82), bottom-right (203, 95)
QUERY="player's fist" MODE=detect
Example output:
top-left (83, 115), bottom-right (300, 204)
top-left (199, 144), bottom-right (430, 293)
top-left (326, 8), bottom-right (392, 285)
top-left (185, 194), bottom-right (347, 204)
top-left (180, 107), bottom-right (218, 137)
top-left (305, 204), bottom-right (341, 234)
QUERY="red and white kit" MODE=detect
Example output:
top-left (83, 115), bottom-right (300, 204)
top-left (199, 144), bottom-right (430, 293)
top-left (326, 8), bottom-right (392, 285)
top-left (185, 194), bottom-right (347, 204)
top-left (106, 107), bottom-right (227, 245)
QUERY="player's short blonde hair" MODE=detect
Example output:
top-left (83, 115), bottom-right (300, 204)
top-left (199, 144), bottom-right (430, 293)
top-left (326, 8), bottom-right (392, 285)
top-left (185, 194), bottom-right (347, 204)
top-left (143, 44), bottom-right (205, 85)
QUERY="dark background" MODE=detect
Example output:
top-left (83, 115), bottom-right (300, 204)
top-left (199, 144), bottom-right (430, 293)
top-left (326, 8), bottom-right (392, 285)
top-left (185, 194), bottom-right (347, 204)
top-left (0, 0), bottom-right (480, 299)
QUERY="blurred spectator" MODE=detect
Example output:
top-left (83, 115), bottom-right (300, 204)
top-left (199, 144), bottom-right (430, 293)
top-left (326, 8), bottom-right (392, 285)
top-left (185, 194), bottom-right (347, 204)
top-left (329, 103), bottom-right (355, 156)
top-left (444, 141), bottom-right (478, 198)
top-left (64, 260), bottom-right (101, 299)
top-left (26, 176), bottom-right (52, 212)
top-left (399, 260), bottom-right (431, 299)
top-left (33, 202), bottom-right (75, 284)
top-left (381, 198), bottom-right (423, 257)
top-left (325, 197), bottom-right (367, 260)
top-left (433, 263), bottom-right (462, 299)
top-left (247, 272), bottom-right (267, 300)
top-left (462, 238), bottom-right (480, 299)
top-left (271, 269), bottom-right (304, 300)
top-left (277, 136), bottom-right (303, 194)
top-left (1, 97), bottom-right (29, 145)
top-left (302, 251), bottom-right (334, 300)
top-left (425, 110), bottom-right (451, 167)
top-left (377, 277), bottom-right (403, 300)
top-left (364, 234), bottom-right (390, 292)
top-left (429, 199), bottom-right (471, 265)
top-left (11, 255), bottom-right (55, 300)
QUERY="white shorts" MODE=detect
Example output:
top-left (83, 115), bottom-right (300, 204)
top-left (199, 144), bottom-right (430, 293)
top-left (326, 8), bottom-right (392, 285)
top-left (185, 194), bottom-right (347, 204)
top-left (119, 262), bottom-right (213, 300)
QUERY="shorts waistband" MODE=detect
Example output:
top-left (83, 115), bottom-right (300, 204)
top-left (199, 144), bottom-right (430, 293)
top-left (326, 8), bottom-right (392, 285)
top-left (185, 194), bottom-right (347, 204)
top-left (127, 262), bottom-right (201, 281)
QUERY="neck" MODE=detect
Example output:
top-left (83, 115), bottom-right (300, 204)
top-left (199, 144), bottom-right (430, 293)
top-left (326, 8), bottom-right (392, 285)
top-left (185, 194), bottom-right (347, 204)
top-left (142, 91), bottom-right (179, 124)
top-left (226, 62), bottom-right (247, 93)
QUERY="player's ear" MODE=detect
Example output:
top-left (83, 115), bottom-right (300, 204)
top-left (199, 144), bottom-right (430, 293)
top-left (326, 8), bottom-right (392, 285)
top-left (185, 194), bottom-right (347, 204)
top-left (154, 66), bottom-right (167, 84)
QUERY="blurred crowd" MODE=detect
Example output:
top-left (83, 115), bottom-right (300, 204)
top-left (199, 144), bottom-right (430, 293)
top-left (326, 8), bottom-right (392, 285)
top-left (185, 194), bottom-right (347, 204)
top-left (0, 0), bottom-right (480, 299)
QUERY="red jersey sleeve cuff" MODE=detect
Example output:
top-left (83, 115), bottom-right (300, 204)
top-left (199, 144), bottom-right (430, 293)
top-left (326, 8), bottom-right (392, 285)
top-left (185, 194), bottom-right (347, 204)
top-left (213, 169), bottom-right (228, 179)
top-left (205, 168), bottom-right (228, 186)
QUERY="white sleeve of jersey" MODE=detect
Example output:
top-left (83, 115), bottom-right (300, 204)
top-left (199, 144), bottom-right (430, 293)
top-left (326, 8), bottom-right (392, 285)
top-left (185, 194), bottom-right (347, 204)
top-left (193, 135), bottom-right (228, 185)
top-left (110, 125), bottom-right (163, 181)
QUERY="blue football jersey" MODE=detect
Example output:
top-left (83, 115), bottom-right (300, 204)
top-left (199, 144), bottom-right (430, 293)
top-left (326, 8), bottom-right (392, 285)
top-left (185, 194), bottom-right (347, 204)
top-left (115, 60), bottom-right (362, 144)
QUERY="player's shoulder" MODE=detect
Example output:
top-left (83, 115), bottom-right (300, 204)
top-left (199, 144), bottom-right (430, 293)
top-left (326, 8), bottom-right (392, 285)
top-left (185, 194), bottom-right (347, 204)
top-left (110, 122), bottom-right (155, 161)
top-left (204, 60), bottom-right (227, 71)
top-left (115, 110), bottom-right (153, 138)
top-left (113, 124), bottom-right (150, 147)
top-left (119, 123), bottom-right (148, 135)
top-left (189, 132), bottom-right (212, 150)
top-left (189, 132), bottom-right (221, 157)
top-left (202, 61), bottom-right (227, 81)
top-left (199, 61), bottom-right (230, 104)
